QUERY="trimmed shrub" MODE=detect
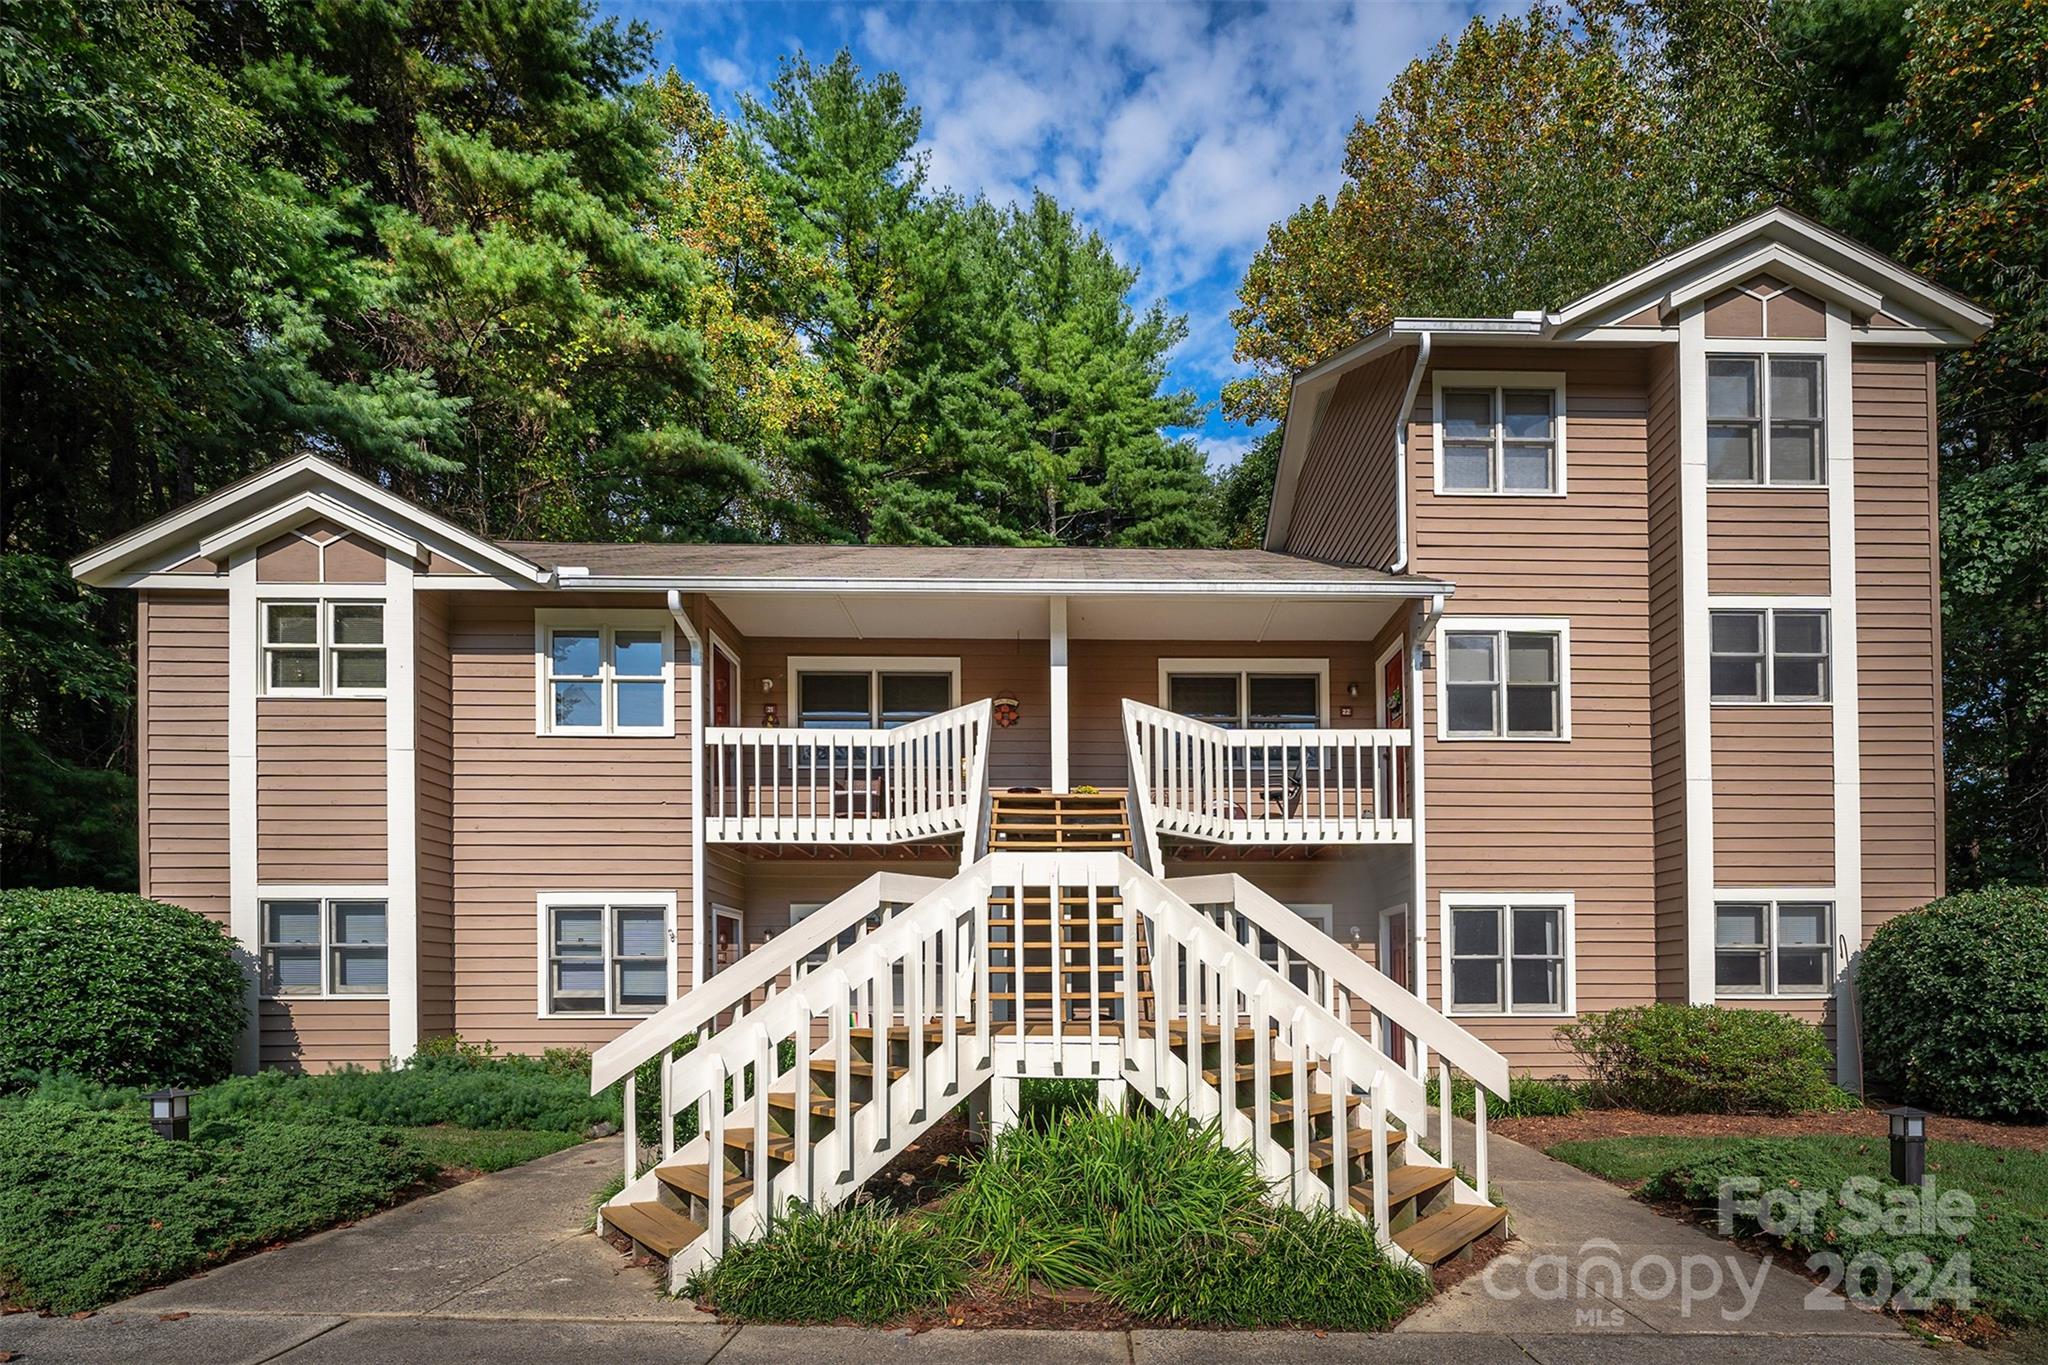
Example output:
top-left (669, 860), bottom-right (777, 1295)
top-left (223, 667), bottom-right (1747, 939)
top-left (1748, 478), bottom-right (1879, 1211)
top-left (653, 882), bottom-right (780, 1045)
top-left (1858, 886), bottom-right (2048, 1121)
top-left (684, 1201), bottom-right (966, 1325)
top-left (1559, 1004), bottom-right (1853, 1114)
top-left (1644, 1139), bottom-right (2048, 1327)
top-left (0, 889), bottom-right (246, 1088)
top-left (0, 1100), bottom-right (432, 1312)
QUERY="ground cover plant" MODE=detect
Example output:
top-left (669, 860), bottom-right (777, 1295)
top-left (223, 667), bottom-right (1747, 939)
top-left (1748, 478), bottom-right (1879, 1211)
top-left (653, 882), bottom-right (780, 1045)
top-left (1425, 1071), bottom-right (1583, 1120)
top-left (1858, 887), bottom-right (2048, 1121)
top-left (691, 1106), bottom-right (1433, 1331)
top-left (1548, 1137), bottom-right (2048, 1326)
top-left (1559, 1004), bottom-right (1854, 1114)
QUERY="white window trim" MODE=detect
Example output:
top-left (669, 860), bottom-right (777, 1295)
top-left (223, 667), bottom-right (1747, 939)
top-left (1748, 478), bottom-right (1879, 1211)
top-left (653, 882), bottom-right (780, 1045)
top-left (534, 890), bottom-right (679, 1020)
top-left (533, 608), bottom-right (676, 738)
top-left (257, 884), bottom-right (391, 1001)
top-left (1711, 888), bottom-right (1837, 999)
top-left (1431, 370), bottom-right (1569, 498)
top-left (1704, 346), bottom-right (1830, 488)
top-left (786, 656), bottom-right (962, 727)
top-left (1706, 596), bottom-right (1832, 707)
top-left (258, 594), bottom-right (389, 699)
top-left (1155, 658), bottom-right (1331, 728)
top-left (709, 904), bottom-right (744, 977)
top-left (1439, 891), bottom-right (1577, 1019)
top-left (1433, 616), bottom-right (1573, 742)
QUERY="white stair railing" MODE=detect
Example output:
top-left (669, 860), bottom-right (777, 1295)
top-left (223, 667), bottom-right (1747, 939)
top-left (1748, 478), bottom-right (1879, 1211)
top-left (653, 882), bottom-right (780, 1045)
top-left (704, 699), bottom-right (993, 846)
top-left (1123, 700), bottom-right (1411, 847)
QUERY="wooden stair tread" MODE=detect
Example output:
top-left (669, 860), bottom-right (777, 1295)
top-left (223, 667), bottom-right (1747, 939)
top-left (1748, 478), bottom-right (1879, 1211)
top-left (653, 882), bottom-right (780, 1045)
top-left (767, 1090), bottom-right (852, 1118)
top-left (604, 1200), bottom-right (704, 1258)
top-left (723, 1129), bottom-right (796, 1161)
top-left (1393, 1203), bottom-right (1509, 1265)
top-left (1346, 1163), bottom-right (1455, 1209)
top-left (655, 1162), bottom-right (752, 1208)
top-left (1307, 1131), bottom-right (1405, 1167)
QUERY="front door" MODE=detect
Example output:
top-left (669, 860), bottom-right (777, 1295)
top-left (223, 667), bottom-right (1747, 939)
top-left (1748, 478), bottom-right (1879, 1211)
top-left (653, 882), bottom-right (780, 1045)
top-left (711, 907), bottom-right (744, 976)
top-left (1380, 908), bottom-right (1412, 1067)
top-left (711, 644), bottom-right (738, 726)
top-left (1379, 643), bottom-right (1408, 814)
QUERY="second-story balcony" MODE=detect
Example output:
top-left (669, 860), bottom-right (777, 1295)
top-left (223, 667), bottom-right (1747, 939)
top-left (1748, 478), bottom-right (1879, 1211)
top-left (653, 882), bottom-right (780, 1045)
top-left (1123, 700), bottom-right (1413, 847)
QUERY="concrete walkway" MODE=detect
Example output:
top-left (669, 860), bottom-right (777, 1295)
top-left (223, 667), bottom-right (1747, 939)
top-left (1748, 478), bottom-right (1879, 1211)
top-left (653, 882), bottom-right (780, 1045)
top-left (0, 1131), bottom-right (1967, 1364)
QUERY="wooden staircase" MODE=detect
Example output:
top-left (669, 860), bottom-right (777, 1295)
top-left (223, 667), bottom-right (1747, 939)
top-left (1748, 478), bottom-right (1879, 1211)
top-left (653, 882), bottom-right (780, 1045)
top-left (987, 883), bottom-right (1148, 1028)
top-left (989, 790), bottom-right (1132, 851)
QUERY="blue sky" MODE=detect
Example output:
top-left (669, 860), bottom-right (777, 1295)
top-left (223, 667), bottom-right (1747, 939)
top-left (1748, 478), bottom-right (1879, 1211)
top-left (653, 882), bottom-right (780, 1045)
top-left (601, 1), bottom-right (1506, 467)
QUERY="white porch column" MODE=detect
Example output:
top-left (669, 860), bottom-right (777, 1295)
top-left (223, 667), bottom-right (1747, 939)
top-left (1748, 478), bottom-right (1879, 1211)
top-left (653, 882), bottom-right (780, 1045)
top-left (1050, 595), bottom-right (1070, 791)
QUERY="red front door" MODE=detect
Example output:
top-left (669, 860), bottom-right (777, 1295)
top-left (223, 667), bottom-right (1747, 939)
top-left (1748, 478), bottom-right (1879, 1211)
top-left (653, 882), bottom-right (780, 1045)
top-left (1383, 911), bottom-right (1412, 1066)
top-left (712, 645), bottom-right (737, 726)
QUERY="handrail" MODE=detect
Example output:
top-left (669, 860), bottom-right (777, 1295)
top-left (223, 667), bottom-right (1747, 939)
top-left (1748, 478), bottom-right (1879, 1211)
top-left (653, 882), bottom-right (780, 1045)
top-left (1121, 702), bottom-right (1166, 870)
top-left (589, 869), bottom-right (947, 1091)
top-left (1166, 871), bottom-right (1510, 1097)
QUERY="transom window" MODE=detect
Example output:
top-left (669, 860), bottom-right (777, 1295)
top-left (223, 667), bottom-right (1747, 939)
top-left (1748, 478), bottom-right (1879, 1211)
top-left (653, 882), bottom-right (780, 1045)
top-left (537, 613), bottom-right (672, 735)
top-left (794, 664), bottom-right (956, 729)
top-left (261, 895), bottom-right (388, 998)
top-left (1166, 671), bottom-right (1320, 729)
top-left (1710, 608), bottom-right (1829, 703)
top-left (540, 896), bottom-right (673, 1016)
top-left (1446, 897), bottom-right (1571, 1015)
top-left (1435, 372), bottom-right (1566, 495)
top-left (1716, 899), bottom-right (1833, 996)
top-left (1442, 627), bottom-right (1566, 739)
top-left (262, 601), bottom-right (385, 696)
top-left (1707, 355), bottom-right (1825, 485)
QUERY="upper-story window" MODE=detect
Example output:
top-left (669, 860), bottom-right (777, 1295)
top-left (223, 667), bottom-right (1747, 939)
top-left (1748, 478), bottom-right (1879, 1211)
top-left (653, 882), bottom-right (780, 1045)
top-left (535, 610), bottom-right (673, 736)
top-left (1710, 607), bottom-right (1829, 703)
top-left (1165, 667), bottom-right (1322, 729)
top-left (1707, 355), bottom-right (1825, 485)
top-left (1434, 371), bottom-right (1567, 496)
top-left (1438, 620), bottom-right (1569, 740)
top-left (262, 601), bottom-right (385, 696)
top-left (792, 660), bottom-right (957, 729)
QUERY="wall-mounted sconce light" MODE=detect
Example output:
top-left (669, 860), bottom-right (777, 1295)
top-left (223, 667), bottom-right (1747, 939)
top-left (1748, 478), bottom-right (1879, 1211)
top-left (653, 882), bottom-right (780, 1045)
top-left (760, 676), bottom-right (775, 692)
top-left (1346, 681), bottom-right (1359, 698)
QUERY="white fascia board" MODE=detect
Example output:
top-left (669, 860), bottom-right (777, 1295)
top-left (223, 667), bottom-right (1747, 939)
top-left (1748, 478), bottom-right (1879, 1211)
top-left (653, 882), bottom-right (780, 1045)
top-left (198, 490), bottom-right (421, 563)
top-left (1663, 244), bottom-right (1884, 316)
top-left (554, 575), bottom-right (1456, 599)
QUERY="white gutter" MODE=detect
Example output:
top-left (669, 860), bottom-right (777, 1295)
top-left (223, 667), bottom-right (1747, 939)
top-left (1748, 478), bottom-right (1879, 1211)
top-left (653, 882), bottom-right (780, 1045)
top-left (666, 591), bottom-right (708, 993)
top-left (1387, 332), bottom-right (1433, 575)
top-left (1408, 589), bottom-right (1445, 1076)
top-left (564, 576), bottom-right (1451, 597)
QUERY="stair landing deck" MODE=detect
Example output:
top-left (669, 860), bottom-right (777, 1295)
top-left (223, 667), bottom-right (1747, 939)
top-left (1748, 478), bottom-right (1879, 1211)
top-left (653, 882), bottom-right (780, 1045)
top-left (989, 790), bottom-right (1133, 851)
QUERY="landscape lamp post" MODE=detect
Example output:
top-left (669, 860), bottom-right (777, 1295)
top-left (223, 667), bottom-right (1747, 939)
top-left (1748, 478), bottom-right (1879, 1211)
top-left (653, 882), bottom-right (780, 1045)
top-left (1885, 1105), bottom-right (1928, 1187)
top-left (146, 1087), bottom-right (195, 1141)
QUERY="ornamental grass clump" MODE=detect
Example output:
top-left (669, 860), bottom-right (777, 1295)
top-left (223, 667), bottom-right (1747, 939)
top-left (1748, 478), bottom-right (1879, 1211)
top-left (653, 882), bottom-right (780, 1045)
top-left (682, 1200), bottom-right (966, 1325)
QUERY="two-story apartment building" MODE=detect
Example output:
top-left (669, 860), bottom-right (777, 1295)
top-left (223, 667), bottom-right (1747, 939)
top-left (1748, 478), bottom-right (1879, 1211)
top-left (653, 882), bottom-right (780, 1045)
top-left (72, 208), bottom-right (1987, 1090)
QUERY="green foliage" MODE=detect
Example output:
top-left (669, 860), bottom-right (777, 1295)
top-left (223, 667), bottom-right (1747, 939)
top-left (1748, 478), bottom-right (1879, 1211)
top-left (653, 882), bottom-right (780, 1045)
top-left (1642, 1138), bottom-right (2048, 1327)
top-left (1426, 1072), bottom-right (1584, 1120)
top-left (1107, 1202), bottom-right (1430, 1330)
top-left (1858, 887), bottom-right (2048, 1120)
top-left (397, 1125), bottom-right (582, 1174)
top-left (0, 890), bottom-right (245, 1087)
top-left (1213, 430), bottom-right (1282, 548)
top-left (1559, 1004), bottom-right (1854, 1115)
top-left (683, 1201), bottom-right (967, 1325)
top-left (1017, 1077), bottom-right (1101, 1128)
top-left (0, 1100), bottom-right (433, 1313)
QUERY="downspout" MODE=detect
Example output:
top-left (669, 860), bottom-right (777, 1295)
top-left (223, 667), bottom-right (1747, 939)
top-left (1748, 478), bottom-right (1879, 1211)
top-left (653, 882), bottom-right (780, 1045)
top-left (1387, 332), bottom-right (1433, 575)
top-left (1408, 590), bottom-right (1444, 1080)
top-left (666, 591), bottom-right (707, 995)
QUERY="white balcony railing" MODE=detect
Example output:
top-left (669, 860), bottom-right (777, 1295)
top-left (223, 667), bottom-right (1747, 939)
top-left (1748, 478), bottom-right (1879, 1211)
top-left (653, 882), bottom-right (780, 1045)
top-left (703, 699), bottom-right (992, 848)
top-left (1122, 699), bottom-right (1412, 849)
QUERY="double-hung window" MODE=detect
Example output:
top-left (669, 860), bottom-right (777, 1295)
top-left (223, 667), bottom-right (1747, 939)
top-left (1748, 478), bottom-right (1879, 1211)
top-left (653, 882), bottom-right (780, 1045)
top-left (1707, 355), bottom-right (1825, 485)
top-left (540, 895), bottom-right (674, 1016)
top-left (1441, 623), bottom-right (1567, 739)
top-left (1164, 668), bottom-right (1322, 730)
top-left (790, 659), bottom-right (958, 730)
top-left (260, 894), bottom-right (388, 997)
top-left (537, 612), bottom-right (673, 735)
top-left (1436, 373), bottom-right (1566, 495)
top-left (262, 601), bottom-right (385, 696)
top-left (1715, 900), bottom-right (1832, 995)
top-left (1444, 895), bottom-right (1572, 1015)
top-left (1710, 608), bottom-right (1829, 703)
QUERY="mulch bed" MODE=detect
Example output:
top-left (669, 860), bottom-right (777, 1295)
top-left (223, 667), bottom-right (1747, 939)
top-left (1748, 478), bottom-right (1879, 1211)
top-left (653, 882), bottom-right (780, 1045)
top-left (1494, 1105), bottom-right (2048, 1153)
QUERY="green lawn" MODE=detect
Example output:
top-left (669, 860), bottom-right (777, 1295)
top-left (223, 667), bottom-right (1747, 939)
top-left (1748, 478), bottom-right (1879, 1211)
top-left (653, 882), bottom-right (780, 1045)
top-left (1547, 1135), bottom-right (2048, 1214)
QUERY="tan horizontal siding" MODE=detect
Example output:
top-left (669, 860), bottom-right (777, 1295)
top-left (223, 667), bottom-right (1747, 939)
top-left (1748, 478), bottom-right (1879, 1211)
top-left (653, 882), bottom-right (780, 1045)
top-left (1067, 638), bottom-right (1383, 791)
top-left (1285, 348), bottom-right (1409, 566)
top-left (1411, 347), bottom-right (1659, 1072)
top-left (1712, 709), bottom-right (1833, 884)
top-left (449, 596), bottom-right (693, 1054)
top-left (1645, 345), bottom-right (1689, 1001)
top-left (259, 998), bottom-right (390, 1073)
top-left (1854, 350), bottom-right (1944, 938)
top-left (256, 697), bottom-right (387, 883)
top-left (137, 593), bottom-right (231, 927)
top-left (1706, 488), bottom-right (1830, 594)
top-left (417, 592), bottom-right (456, 1041)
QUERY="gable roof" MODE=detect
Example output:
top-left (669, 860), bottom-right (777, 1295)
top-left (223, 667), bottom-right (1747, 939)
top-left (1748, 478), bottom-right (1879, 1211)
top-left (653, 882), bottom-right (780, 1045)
top-left (70, 454), bottom-right (550, 588)
top-left (1263, 208), bottom-right (1993, 552)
